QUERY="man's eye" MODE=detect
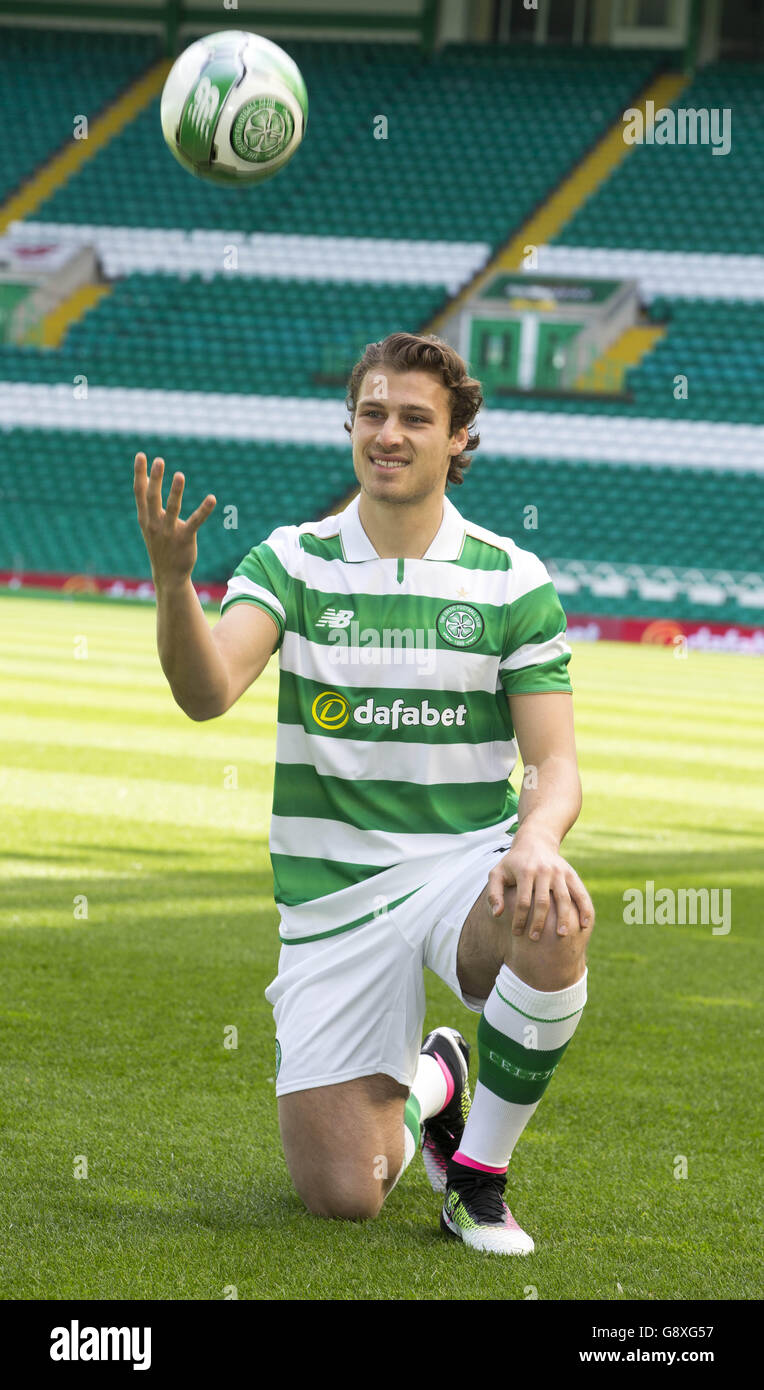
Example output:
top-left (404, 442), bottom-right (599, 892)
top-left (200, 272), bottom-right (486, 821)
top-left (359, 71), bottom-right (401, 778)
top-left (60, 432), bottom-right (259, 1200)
top-left (360, 409), bottom-right (425, 423)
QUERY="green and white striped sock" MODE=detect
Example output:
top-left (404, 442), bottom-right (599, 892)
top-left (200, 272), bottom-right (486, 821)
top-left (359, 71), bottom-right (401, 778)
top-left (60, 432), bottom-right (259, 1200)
top-left (403, 1094), bottom-right (422, 1168)
top-left (454, 963), bottom-right (588, 1172)
top-left (389, 1054), bottom-right (448, 1190)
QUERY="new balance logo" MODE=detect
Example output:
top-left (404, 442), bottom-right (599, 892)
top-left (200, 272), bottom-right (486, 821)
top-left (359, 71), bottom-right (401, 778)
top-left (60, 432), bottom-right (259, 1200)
top-left (188, 76), bottom-right (220, 138)
top-left (316, 607), bottom-right (354, 628)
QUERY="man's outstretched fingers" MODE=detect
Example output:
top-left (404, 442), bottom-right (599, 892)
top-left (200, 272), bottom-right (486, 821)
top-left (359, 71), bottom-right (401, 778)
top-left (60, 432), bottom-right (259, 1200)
top-left (145, 457), bottom-right (165, 512)
top-left (187, 494), bottom-right (217, 532)
top-left (163, 471), bottom-right (185, 524)
top-left (133, 454), bottom-right (148, 519)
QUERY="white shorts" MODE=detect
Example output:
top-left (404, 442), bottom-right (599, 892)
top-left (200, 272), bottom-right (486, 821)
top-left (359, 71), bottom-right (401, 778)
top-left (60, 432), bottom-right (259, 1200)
top-left (264, 834), bottom-right (512, 1096)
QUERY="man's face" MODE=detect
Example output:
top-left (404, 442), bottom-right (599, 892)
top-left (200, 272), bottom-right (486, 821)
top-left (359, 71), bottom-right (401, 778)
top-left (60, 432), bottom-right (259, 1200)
top-left (350, 368), bottom-right (468, 505)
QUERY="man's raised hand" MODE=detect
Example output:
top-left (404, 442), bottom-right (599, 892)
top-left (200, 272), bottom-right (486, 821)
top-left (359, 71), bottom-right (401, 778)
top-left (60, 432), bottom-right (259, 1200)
top-left (133, 453), bottom-right (216, 589)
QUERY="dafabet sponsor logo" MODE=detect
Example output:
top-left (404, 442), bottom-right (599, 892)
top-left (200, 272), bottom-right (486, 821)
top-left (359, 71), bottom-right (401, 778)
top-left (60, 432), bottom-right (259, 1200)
top-left (311, 691), bottom-right (467, 732)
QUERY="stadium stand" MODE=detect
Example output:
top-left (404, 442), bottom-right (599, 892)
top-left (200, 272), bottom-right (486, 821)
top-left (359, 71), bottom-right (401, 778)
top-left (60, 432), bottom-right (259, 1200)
top-left (0, 28), bottom-right (160, 208)
top-left (28, 42), bottom-right (663, 240)
top-left (628, 300), bottom-right (764, 424)
top-left (0, 430), bottom-right (350, 581)
top-left (553, 62), bottom-right (764, 254)
top-left (0, 273), bottom-right (450, 397)
top-left (0, 29), bottom-right (761, 640)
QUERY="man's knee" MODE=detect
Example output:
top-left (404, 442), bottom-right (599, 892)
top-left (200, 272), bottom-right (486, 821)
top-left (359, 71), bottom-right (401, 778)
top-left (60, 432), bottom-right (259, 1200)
top-left (301, 1179), bottom-right (384, 1222)
top-left (294, 1153), bottom-right (392, 1220)
top-left (508, 892), bottom-right (590, 987)
top-left (292, 1138), bottom-right (405, 1220)
top-left (459, 880), bottom-right (591, 996)
top-left (278, 1075), bottom-right (406, 1220)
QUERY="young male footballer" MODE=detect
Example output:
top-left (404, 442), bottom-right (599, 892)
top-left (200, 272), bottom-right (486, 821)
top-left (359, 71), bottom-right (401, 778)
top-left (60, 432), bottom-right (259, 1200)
top-left (134, 332), bottom-right (595, 1255)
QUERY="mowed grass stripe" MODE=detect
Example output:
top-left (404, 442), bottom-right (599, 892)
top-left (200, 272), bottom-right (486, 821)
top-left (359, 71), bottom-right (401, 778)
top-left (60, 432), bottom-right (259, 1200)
top-left (4, 891), bottom-right (276, 923)
top-left (578, 766), bottom-right (762, 814)
top-left (575, 694), bottom-right (762, 719)
top-left (576, 712), bottom-right (763, 746)
top-left (571, 656), bottom-right (762, 704)
top-left (1, 648), bottom-right (170, 671)
top-left (0, 651), bottom-right (280, 688)
top-left (0, 659), bottom-right (277, 701)
top-left (572, 675), bottom-right (763, 713)
top-left (0, 742), bottom-right (277, 785)
top-left (6, 769), bottom-right (737, 828)
top-left (3, 739), bottom-right (760, 790)
top-left (0, 717), bottom-right (277, 763)
top-left (566, 828), bottom-right (743, 854)
top-left (579, 736), bottom-right (764, 772)
top-left (4, 756), bottom-right (757, 820)
top-left (0, 688), bottom-right (276, 727)
top-left (0, 767), bottom-right (273, 830)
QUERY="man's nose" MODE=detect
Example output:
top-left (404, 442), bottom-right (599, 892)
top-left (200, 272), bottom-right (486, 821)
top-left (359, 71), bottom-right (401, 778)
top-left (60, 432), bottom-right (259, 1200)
top-left (377, 416), bottom-right (404, 446)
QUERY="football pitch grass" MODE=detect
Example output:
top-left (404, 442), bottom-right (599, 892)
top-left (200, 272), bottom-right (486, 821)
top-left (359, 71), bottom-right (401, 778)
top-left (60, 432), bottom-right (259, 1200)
top-left (1, 594), bottom-right (761, 1302)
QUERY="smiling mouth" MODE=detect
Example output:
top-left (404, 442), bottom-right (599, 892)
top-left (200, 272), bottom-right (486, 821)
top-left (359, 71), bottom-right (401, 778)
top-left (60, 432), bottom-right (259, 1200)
top-left (371, 456), bottom-right (409, 470)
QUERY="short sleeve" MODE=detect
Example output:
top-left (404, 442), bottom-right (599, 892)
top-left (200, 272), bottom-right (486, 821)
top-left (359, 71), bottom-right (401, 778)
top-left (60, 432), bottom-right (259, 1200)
top-left (220, 529), bottom-right (292, 652)
top-left (499, 546), bottom-right (572, 696)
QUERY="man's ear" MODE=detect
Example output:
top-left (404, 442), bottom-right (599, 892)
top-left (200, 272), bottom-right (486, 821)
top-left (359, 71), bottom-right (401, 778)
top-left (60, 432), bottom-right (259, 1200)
top-left (450, 426), bottom-right (469, 455)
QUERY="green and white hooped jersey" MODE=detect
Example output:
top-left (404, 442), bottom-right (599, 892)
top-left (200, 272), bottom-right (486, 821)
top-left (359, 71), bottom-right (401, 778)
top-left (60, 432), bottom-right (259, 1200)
top-left (220, 493), bottom-right (572, 944)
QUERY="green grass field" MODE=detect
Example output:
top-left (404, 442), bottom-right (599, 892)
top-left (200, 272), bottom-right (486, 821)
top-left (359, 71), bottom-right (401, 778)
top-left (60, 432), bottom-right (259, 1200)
top-left (1, 594), bottom-right (761, 1301)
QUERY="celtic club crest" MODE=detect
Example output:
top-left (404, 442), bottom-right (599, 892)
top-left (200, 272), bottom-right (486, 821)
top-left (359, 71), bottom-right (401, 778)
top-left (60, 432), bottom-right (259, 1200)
top-left (436, 603), bottom-right (485, 649)
top-left (230, 98), bottom-right (294, 162)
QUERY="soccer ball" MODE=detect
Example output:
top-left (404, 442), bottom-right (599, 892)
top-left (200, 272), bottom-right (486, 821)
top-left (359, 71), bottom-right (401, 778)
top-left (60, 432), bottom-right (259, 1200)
top-left (160, 30), bottom-right (308, 185)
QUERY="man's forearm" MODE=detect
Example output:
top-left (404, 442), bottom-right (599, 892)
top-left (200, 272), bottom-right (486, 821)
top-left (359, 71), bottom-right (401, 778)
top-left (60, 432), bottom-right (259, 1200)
top-left (155, 576), bottom-right (229, 720)
top-left (514, 754), bottom-right (582, 849)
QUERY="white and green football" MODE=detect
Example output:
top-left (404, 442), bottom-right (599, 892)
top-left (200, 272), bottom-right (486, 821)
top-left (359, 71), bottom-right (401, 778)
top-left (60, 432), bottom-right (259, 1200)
top-left (160, 29), bottom-right (308, 185)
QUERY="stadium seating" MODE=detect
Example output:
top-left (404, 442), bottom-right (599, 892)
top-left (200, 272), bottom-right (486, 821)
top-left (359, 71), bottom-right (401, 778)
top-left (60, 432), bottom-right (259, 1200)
top-left (0, 273), bottom-right (449, 396)
top-left (7, 222), bottom-right (489, 291)
top-left (0, 429), bottom-right (353, 581)
top-left (457, 454), bottom-right (762, 575)
top-left (535, 246), bottom-right (764, 302)
top-left (29, 42), bottom-right (662, 241)
top-left (554, 62), bottom-right (764, 254)
top-left (0, 27), bottom-right (160, 208)
top-left (1, 425), bottom-right (761, 629)
top-left (626, 299), bottom-right (764, 423)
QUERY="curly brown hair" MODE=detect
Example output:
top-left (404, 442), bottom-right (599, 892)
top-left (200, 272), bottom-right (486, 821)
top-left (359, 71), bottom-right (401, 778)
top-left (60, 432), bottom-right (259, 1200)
top-left (344, 331), bottom-right (482, 488)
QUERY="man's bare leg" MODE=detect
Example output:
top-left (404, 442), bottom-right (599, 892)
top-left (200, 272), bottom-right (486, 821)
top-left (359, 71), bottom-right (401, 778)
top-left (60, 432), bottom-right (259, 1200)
top-left (278, 1073), bottom-right (407, 1220)
top-left (279, 1051), bottom-right (470, 1220)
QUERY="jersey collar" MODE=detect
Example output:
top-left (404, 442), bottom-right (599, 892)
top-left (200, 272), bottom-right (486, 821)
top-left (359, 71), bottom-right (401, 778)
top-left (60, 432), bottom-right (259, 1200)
top-left (339, 493), bottom-right (466, 562)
